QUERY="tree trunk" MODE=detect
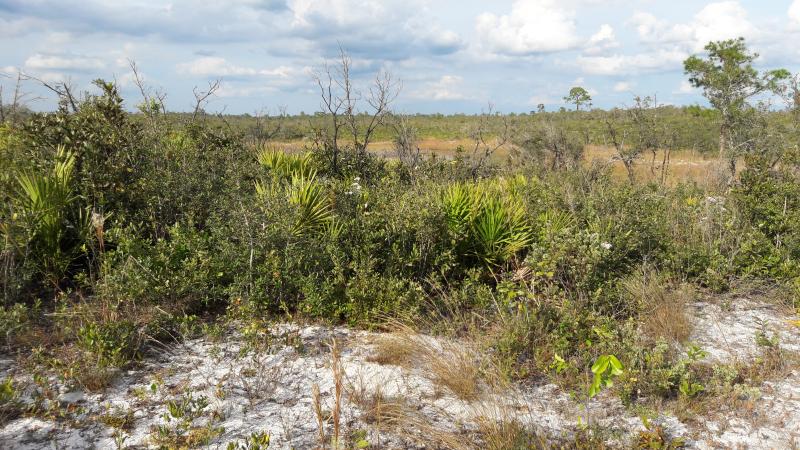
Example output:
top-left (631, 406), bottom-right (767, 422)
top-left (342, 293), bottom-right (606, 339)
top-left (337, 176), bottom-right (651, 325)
top-left (624, 160), bottom-right (635, 184)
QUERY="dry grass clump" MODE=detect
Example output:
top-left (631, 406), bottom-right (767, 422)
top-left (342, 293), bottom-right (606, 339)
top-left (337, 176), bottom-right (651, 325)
top-left (369, 322), bottom-right (483, 401)
top-left (473, 402), bottom-right (547, 450)
top-left (365, 334), bottom-right (414, 366)
top-left (361, 318), bottom-right (546, 447)
top-left (737, 347), bottom-right (799, 385)
top-left (347, 375), bottom-right (474, 449)
top-left (622, 270), bottom-right (694, 345)
top-left (348, 382), bottom-right (411, 430)
top-left (311, 338), bottom-right (346, 448)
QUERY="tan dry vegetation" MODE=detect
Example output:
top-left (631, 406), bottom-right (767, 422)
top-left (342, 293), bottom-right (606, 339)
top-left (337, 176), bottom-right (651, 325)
top-left (268, 138), bottom-right (733, 184)
top-left (364, 332), bottom-right (414, 367)
top-left (583, 144), bottom-right (743, 187)
top-left (472, 402), bottom-right (548, 450)
top-left (360, 335), bottom-right (546, 449)
top-left (368, 323), bottom-right (484, 401)
top-left (346, 369), bottom-right (475, 449)
top-left (622, 271), bottom-right (694, 345)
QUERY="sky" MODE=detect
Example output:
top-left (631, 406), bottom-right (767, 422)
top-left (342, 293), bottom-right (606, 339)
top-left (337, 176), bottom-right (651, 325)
top-left (2, 0), bottom-right (800, 114)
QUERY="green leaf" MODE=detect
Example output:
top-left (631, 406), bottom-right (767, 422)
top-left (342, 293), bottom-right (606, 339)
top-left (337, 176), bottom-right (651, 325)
top-left (591, 355), bottom-right (609, 374)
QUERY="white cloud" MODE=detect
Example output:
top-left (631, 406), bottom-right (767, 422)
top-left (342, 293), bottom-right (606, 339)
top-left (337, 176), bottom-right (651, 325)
top-left (790, 0), bottom-right (800, 25)
top-left (631, 2), bottom-right (756, 52)
top-left (476, 0), bottom-right (579, 55)
top-left (177, 57), bottom-right (257, 77)
top-left (613, 81), bottom-right (632, 92)
top-left (675, 80), bottom-right (695, 94)
top-left (0, 17), bottom-right (42, 37)
top-left (577, 48), bottom-right (687, 76)
top-left (691, 2), bottom-right (755, 50)
top-left (175, 58), bottom-right (313, 101)
top-left (0, 0), bottom-right (461, 61)
top-left (286, 0), bottom-right (462, 57)
top-left (289, 0), bottom-right (386, 30)
top-left (586, 2), bottom-right (760, 79)
top-left (24, 53), bottom-right (105, 71)
top-left (405, 21), bottom-right (463, 54)
top-left (585, 24), bottom-right (619, 55)
top-left (216, 83), bottom-right (278, 98)
top-left (410, 75), bottom-right (469, 101)
top-left (1, 66), bottom-right (21, 77)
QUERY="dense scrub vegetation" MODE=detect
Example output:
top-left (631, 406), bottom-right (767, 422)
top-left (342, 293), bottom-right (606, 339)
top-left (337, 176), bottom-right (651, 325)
top-left (1, 39), bottom-right (799, 441)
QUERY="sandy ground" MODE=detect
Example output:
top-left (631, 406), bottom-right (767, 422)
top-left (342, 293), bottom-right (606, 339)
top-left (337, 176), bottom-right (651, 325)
top-left (0, 297), bottom-right (798, 449)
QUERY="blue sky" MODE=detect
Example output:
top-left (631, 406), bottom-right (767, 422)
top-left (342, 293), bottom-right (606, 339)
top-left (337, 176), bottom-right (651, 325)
top-left (2, 0), bottom-right (800, 114)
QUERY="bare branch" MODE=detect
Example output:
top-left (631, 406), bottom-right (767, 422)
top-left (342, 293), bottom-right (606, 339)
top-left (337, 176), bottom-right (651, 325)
top-left (130, 60), bottom-right (167, 116)
top-left (605, 112), bottom-right (638, 184)
top-left (192, 78), bottom-right (221, 121)
top-left (25, 72), bottom-right (79, 113)
top-left (468, 103), bottom-right (510, 179)
top-left (250, 106), bottom-right (287, 145)
top-left (309, 46), bottom-right (401, 175)
top-left (392, 113), bottom-right (422, 172)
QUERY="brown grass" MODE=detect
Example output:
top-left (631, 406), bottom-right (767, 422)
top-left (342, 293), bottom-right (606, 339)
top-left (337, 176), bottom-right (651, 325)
top-left (365, 334), bottom-right (414, 367)
top-left (473, 402), bottom-right (548, 450)
top-left (268, 138), bottom-right (734, 185)
top-left (361, 314), bottom-right (563, 448)
top-left (583, 145), bottom-right (721, 185)
top-left (329, 338), bottom-right (343, 447)
top-left (347, 372), bottom-right (475, 449)
top-left (369, 323), bottom-right (483, 401)
top-left (622, 270), bottom-right (694, 345)
top-left (311, 382), bottom-right (325, 446)
top-left (348, 382), bottom-right (406, 431)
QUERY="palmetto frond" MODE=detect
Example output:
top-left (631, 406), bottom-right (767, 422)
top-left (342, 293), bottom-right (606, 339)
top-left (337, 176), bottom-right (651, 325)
top-left (536, 209), bottom-right (575, 241)
top-left (257, 148), bottom-right (316, 180)
top-left (442, 183), bottom-right (482, 236)
top-left (288, 174), bottom-right (335, 237)
top-left (10, 145), bottom-right (81, 281)
top-left (442, 181), bottom-right (533, 267)
top-left (471, 197), bottom-right (532, 266)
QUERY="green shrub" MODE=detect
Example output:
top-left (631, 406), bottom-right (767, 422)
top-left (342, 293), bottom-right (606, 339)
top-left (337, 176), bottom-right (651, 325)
top-left (18, 80), bottom-right (144, 213)
top-left (0, 377), bottom-right (22, 425)
top-left (98, 224), bottom-right (232, 312)
top-left (0, 300), bottom-right (40, 347)
top-left (77, 320), bottom-right (140, 368)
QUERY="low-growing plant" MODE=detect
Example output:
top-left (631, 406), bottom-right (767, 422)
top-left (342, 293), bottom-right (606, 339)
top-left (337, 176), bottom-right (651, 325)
top-left (636, 415), bottom-right (686, 449)
top-left (589, 354), bottom-right (624, 398)
top-left (77, 320), bottom-right (140, 368)
top-left (3, 146), bottom-right (87, 289)
top-left (226, 431), bottom-right (271, 450)
top-left (0, 378), bottom-right (22, 425)
top-left (152, 392), bottom-right (223, 448)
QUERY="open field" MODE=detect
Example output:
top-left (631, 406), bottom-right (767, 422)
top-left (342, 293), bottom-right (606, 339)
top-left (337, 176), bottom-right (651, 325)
top-left (269, 138), bottom-right (728, 186)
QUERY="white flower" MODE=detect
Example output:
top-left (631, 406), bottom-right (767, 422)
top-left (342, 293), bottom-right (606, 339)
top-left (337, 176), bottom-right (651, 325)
top-left (601, 242), bottom-right (612, 250)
